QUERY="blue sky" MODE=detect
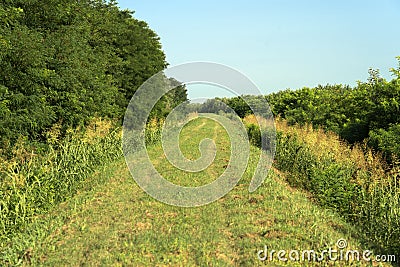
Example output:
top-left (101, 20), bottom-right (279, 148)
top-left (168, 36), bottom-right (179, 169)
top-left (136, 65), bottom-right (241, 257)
top-left (117, 0), bottom-right (400, 99)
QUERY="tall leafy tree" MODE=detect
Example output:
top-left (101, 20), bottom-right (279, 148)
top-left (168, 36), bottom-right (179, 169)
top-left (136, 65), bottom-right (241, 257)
top-left (0, 0), bottom-right (186, 149)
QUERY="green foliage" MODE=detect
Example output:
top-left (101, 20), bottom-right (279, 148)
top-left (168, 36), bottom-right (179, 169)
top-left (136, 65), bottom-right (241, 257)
top-left (246, 123), bottom-right (261, 147)
top-left (264, 62), bottom-right (400, 146)
top-left (221, 96), bottom-right (252, 117)
top-left (274, 133), bottom-right (317, 191)
top-left (221, 59), bottom-right (400, 152)
top-left (0, 0), bottom-right (187, 248)
top-left (0, 0), bottom-right (185, 150)
top-left (309, 163), bottom-right (361, 216)
top-left (369, 123), bottom-right (400, 161)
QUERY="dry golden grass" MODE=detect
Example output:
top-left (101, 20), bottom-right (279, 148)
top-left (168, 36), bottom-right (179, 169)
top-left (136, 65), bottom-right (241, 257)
top-left (82, 117), bottom-right (115, 144)
top-left (243, 114), bottom-right (273, 129)
top-left (243, 114), bottom-right (259, 125)
top-left (44, 122), bottom-right (62, 145)
top-left (274, 118), bottom-right (389, 188)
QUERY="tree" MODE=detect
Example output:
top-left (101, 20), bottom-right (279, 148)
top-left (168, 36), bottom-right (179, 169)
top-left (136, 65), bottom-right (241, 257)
top-left (0, 0), bottom-right (186, 149)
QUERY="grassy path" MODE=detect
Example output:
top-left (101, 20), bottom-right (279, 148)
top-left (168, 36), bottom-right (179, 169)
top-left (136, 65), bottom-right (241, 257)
top-left (11, 118), bottom-right (389, 266)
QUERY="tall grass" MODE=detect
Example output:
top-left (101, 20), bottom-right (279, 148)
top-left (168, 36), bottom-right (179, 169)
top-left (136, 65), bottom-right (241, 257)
top-left (145, 117), bottom-right (165, 145)
top-left (0, 118), bottom-right (123, 242)
top-left (244, 116), bottom-right (400, 256)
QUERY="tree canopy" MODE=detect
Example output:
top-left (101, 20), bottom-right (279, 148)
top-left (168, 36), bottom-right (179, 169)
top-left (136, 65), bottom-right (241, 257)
top-left (0, 0), bottom-right (186, 149)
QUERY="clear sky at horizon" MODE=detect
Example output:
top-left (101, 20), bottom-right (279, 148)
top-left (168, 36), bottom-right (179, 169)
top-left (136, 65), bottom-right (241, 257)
top-left (116, 0), bottom-right (400, 99)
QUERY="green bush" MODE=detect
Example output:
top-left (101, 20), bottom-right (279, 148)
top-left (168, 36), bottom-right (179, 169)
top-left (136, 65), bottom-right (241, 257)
top-left (309, 162), bottom-right (361, 216)
top-left (246, 123), bottom-right (261, 148)
top-left (369, 123), bottom-right (400, 162)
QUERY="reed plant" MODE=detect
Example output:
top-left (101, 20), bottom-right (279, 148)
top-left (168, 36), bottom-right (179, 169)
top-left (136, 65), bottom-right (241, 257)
top-left (145, 117), bottom-right (165, 145)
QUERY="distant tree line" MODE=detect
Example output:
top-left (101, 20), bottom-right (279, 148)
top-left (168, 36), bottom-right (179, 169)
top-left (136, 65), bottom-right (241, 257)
top-left (194, 58), bottom-right (400, 162)
top-left (0, 0), bottom-right (187, 152)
